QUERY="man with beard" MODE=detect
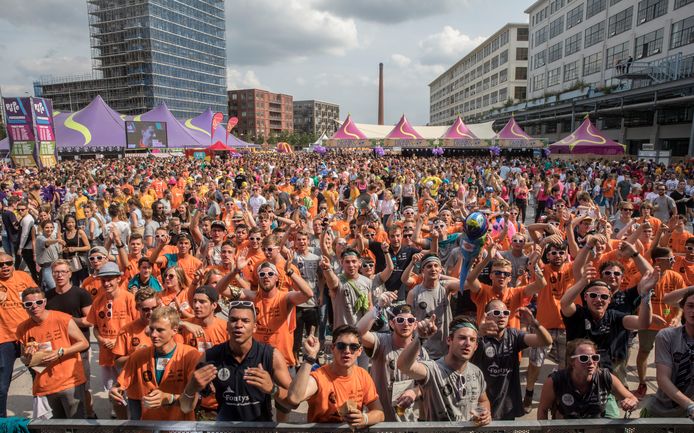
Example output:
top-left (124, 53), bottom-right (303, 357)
top-left (356, 299), bottom-right (428, 421)
top-left (398, 315), bottom-right (491, 424)
top-left (179, 301), bottom-right (294, 421)
top-left (472, 300), bottom-right (552, 420)
top-left (241, 262), bottom-right (312, 367)
top-left (287, 325), bottom-right (384, 428)
top-left (110, 307), bottom-right (200, 420)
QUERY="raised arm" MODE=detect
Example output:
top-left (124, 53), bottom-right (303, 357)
top-left (320, 255), bottom-right (339, 297)
top-left (560, 265), bottom-right (594, 317)
top-left (465, 242), bottom-right (495, 293)
top-left (397, 317), bottom-right (436, 381)
top-left (286, 335), bottom-right (319, 407)
top-left (377, 242), bottom-right (394, 282)
top-left (623, 268), bottom-right (657, 331)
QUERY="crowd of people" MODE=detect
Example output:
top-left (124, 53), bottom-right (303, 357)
top-left (0, 152), bottom-right (693, 425)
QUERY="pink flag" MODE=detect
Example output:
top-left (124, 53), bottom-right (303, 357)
top-left (225, 117), bottom-right (238, 143)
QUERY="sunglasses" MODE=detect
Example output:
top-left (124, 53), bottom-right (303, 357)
top-left (258, 271), bottom-right (276, 278)
top-left (361, 263), bottom-right (374, 269)
top-left (263, 247), bottom-right (277, 252)
top-left (602, 270), bottom-right (622, 277)
top-left (487, 309), bottom-right (510, 317)
top-left (140, 307), bottom-right (156, 313)
top-left (106, 301), bottom-right (113, 318)
top-left (571, 353), bottom-right (601, 363)
top-left (656, 256), bottom-right (676, 263)
top-left (512, 239), bottom-right (525, 244)
top-left (403, 233), bottom-right (413, 238)
top-left (686, 246), bottom-right (694, 251)
top-left (165, 274), bottom-right (176, 279)
top-left (89, 256), bottom-right (106, 262)
top-left (249, 237), bottom-right (263, 241)
top-left (23, 299), bottom-right (46, 309)
top-left (548, 251), bottom-right (566, 256)
top-left (492, 270), bottom-right (512, 278)
top-left (365, 233), bottom-right (376, 237)
top-left (230, 300), bottom-right (254, 308)
top-left (587, 292), bottom-right (610, 301)
top-left (394, 316), bottom-right (416, 324)
top-left (0, 261), bottom-right (14, 267)
top-left (433, 225), bottom-right (446, 230)
top-left (334, 342), bottom-right (361, 352)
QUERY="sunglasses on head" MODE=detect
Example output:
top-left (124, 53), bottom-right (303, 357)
top-left (492, 270), bottom-right (511, 278)
top-left (334, 342), bottom-right (361, 352)
top-left (602, 270), bottom-right (622, 277)
top-left (571, 353), bottom-right (600, 363)
top-left (394, 316), bottom-right (416, 324)
top-left (587, 292), bottom-right (610, 301)
top-left (487, 309), bottom-right (510, 317)
top-left (23, 299), bottom-right (46, 309)
top-left (230, 300), bottom-right (254, 308)
top-left (258, 271), bottom-right (276, 278)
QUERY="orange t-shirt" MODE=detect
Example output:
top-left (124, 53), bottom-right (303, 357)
top-left (668, 231), bottom-right (693, 254)
top-left (86, 290), bottom-right (139, 366)
top-left (471, 284), bottom-right (529, 330)
top-left (181, 316), bottom-right (228, 410)
top-left (116, 344), bottom-right (200, 419)
top-left (157, 288), bottom-right (192, 316)
top-left (307, 365), bottom-right (379, 423)
top-left (0, 271), bottom-right (35, 344)
top-left (537, 262), bottom-right (574, 329)
top-left (162, 254), bottom-right (203, 284)
top-left (331, 220), bottom-right (351, 238)
top-left (112, 319), bottom-right (151, 359)
top-left (254, 291), bottom-right (296, 366)
top-left (648, 269), bottom-right (686, 331)
top-left (673, 256), bottom-right (694, 285)
top-left (602, 179), bottom-right (616, 198)
top-left (16, 311), bottom-right (86, 396)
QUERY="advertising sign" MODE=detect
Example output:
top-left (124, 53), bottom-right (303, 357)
top-left (2, 97), bottom-right (37, 167)
top-left (31, 98), bottom-right (58, 167)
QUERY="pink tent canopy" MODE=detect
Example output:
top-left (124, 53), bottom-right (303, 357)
top-left (549, 118), bottom-right (625, 155)
top-left (443, 116), bottom-right (478, 139)
top-left (386, 114), bottom-right (423, 139)
top-left (494, 117), bottom-right (533, 140)
top-left (331, 114), bottom-right (367, 139)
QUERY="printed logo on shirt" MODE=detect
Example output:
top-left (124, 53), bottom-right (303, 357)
top-left (561, 393), bottom-right (575, 406)
top-left (217, 367), bottom-right (231, 381)
top-left (328, 391), bottom-right (337, 405)
top-left (131, 337), bottom-right (140, 347)
top-left (584, 319), bottom-right (592, 331)
top-left (485, 346), bottom-right (495, 358)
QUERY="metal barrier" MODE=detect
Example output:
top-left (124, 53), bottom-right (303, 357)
top-left (27, 418), bottom-right (694, 433)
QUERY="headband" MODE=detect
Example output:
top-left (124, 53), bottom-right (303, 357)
top-left (421, 256), bottom-right (442, 267)
top-left (449, 321), bottom-right (478, 335)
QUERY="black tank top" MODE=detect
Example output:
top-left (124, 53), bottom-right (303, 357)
top-left (551, 368), bottom-right (611, 419)
top-left (205, 340), bottom-right (275, 421)
top-left (64, 230), bottom-right (80, 258)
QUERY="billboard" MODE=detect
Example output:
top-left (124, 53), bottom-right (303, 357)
top-left (125, 121), bottom-right (168, 149)
top-left (2, 97), bottom-right (37, 167)
top-left (31, 98), bottom-right (58, 168)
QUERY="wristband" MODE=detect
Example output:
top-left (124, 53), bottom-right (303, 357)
top-left (686, 402), bottom-right (694, 416)
top-left (631, 251), bottom-right (639, 258)
top-left (362, 412), bottom-right (369, 427)
top-left (167, 393), bottom-right (175, 405)
top-left (270, 383), bottom-right (279, 398)
top-left (183, 389), bottom-right (196, 399)
top-left (286, 269), bottom-right (294, 277)
top-left (303, 355), bottom-right (317, 365)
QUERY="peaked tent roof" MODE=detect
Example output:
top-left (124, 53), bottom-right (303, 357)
top-left (312, 132), bottom-right (329, 146)
top-left (494, 117), bottom-right (533, 140)
top-left (184, 108), bottom-right (257, 147)
top-left (386, 114), bottom-right (423, 139)
top-left (443, 116), bottom-right (478, 139)
top-left (549, 117), bottom-right (625, 155)
top-left (209, 141), bottom-right (237, 152)
top-left (331, 114), bottom-right (367, 139)
top-left (138, 102), bottom-right (204, 148)
top-left (56, 96), bottom-right (125, 150)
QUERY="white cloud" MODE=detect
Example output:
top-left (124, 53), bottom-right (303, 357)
top-left (316, 0), bottom-right (471, 24)
top-left (226, 68), bottom-right (264, 90)
top-left (391, 54), bottom-right (412, 67)
top-left (17, 56), bottom-right (92, 79)
top-left (226, 0), bottom-right (359, 66)
top-left (418, 26), bottom-right (486, 65)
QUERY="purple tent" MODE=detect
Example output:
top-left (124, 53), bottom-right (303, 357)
top-left (549, 118), bottom-right (625, 155)
top-left (135, 102), bottom-right (204, 148)
top-left (183, 108), bottom-right (256, 148)
top-left (57, 95), bottom-right (125, 151)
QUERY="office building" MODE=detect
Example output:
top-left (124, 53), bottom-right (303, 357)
top-left (293, 100), bottom-right (340, 136)
top-left (35, 0), bottom-right (228, 119)
top-left (429, 23), bottom-right (529, 125)
top-left (525, 0), bottom-right (694, 98)
top-left (228, 89), bottom-right (293, 138)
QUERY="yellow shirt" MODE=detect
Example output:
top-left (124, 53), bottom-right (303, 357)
top-left (74, 195), bottom-right (88, 220)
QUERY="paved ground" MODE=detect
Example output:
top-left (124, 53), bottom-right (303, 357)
top-left (7, 337), bottom-right (657, 420)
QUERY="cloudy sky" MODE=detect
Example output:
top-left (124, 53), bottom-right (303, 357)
top-left (0, 0), bottom-right (527, 125)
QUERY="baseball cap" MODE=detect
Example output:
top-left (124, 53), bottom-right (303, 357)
top-left (97, 261), bottom-right (122, 278)
top-left (194, 285), bottom-right (219, 303)
top-left (211, 221), bottom-right (227, 231)
top-left (89, 246), bottom-right (109, 257)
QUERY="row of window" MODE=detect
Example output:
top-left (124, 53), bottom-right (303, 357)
top-left (533, 0), bottom-right (691, 27)
top-left (532, 15), bottom-right (693, 71)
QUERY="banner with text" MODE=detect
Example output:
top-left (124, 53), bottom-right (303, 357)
top-left (31, 97), bottom-right (58, 168)
top-left (2, 97), bottom-right (38, 167)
